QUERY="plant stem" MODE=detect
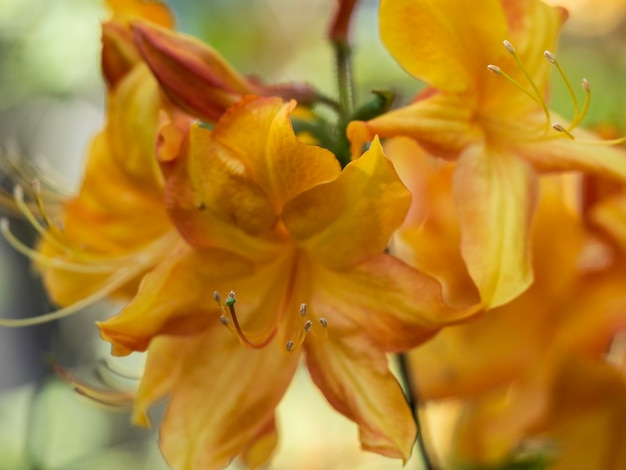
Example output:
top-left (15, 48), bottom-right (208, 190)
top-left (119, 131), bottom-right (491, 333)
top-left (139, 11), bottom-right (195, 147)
top-left (333, 39), bottom-right (355, 117)
top-left (397, 353), bottom-right (435, 470)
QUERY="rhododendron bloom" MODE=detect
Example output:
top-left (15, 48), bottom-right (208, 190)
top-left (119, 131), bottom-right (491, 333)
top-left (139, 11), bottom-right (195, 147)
top-left (348, 0), bottom-right (626, 307)
top-left (99, 96), bottom-right (480, 469)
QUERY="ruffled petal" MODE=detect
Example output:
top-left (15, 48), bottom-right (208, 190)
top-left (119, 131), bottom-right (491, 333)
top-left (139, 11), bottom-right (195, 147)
top-left (453, 145), bottom-right (538, 307)
top-left (379, 0), bottom-right (507, 93)
top-left (156, 328), bottom-right (299, 470)
top-left (283, 137), bottom-right (410, 269)
top-left (311, 254), bottom-right (481, 353)
top-left (206, 96), bottom-right (340, 210)
top-left (305, 330), bottom-right (416, 462)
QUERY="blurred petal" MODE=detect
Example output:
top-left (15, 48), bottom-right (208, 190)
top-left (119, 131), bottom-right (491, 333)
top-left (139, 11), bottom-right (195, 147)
top-left (106, 0), bottom-right (175, 27)
top-left (386, 137), bottom-right (479, 308)
top-left (240, 417), bottom-right (278, 470)
top-left (305, 331), bottom-right (416, 462)
top-left (379, 0), bottom-right (507, 93)
top-left (454, 146), bottom-right (538, 307)
top-left (284, 137), bottom-right (410, 269)
top-left (101, 21), bottom-right (142, 88)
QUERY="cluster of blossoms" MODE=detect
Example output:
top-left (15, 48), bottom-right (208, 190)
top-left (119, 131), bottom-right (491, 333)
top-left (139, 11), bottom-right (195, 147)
top-left (2, 0), bottom-right (626, 468)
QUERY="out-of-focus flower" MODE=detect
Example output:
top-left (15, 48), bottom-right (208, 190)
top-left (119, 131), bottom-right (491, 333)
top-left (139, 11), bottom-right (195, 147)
top-left (348, 0), bottom-right (626, 308)
top-left (394, 140), bottom-right (626, 465)
top-left (0, 2), bottom-right (187, 326)
top-left (99, 96), bottom-right (481, 469)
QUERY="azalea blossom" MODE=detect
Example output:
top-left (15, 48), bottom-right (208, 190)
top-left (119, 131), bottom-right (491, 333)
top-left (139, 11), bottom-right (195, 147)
top-left (348, 0), bottom-right (626, 307)
top-left (98, 96), bottom-right (480, 469)
top-left (389, 136), bottom-right (626, 466)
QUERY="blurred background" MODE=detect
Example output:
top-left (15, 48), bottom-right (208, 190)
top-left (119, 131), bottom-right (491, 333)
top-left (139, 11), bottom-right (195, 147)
top-left (0, 0), bottom-right (624, 468)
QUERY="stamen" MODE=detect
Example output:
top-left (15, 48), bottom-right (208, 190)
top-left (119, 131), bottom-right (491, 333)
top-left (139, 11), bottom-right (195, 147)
top-left (487, 64), bottom-right (543, 106)
top-left (502, 40), bottom-right (551, 133)
top-left (217, 290), bottom-right (277, 349)
top-left (0, 264), bottom-right (142, 327)
top-left (299, 303), bottom-right (307, 316)
top-left (544, 50), bottom-right (580, 123)
top-left (552, 123), bottom-right (575, 140)
top-left (0, 217), bottom-right (121, 273)
top-left (569, 78), bottom-right (591, 131)
top-left (285, 306), bottom-right (329, 352)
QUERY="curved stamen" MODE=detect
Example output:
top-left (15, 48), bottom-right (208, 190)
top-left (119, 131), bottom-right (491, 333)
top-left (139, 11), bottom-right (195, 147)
top-left (544, 50), bottom-right (579, 119)
top-left (502, 40), bottom-right (551, 134)
top-left (216, 291), bottom-right (277, 349)
top-left (285, 303), bottom-right (329, 352)
top-left (0, 264), bottom-right (142, 327)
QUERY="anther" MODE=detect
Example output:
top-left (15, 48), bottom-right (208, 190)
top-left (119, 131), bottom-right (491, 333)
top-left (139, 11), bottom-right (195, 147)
top-left (543, 50), bottom-right (557, 64)
top-left (219, 315), bottom-right (229, 326)
top-left (319, 318), bottom-right (328, 328)
top-left (299, 303), bottom-right (307, 316)
top-left (303, 320), bottom-right (312, 333)
top-left (13, 184), bottom-right (24, 202)
top-left (552, 123), bottom-right (575, 139)
top-left (0, 217), bottom-right (9, 232)
top-left (213, 291), bottom-right (221, 303)
top-left (582, 78), bottom-right (590, 93)
top-left (487, 65), bottom-right (502, 75)
top-left (503, 40), bottom-right (516, 55)
top-left (286, 340), bottom-right (294, 352)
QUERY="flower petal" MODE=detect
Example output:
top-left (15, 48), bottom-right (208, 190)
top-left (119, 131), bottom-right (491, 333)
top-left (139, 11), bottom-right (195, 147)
top-left (454, 145), bottom-right (538, 307)
top-left (98, 247), bottom-right (254, 355)
top-left (386, 137), bottom-right (479, 308)
top-left (305, 331), bottom-right (416, 462)
top-left (520, 127), bottom-right (626, 183)
top-left (347, 91), bottom-right (481, 160)
top-left (155, 328), bottom-right (298, 470)
top-left (106, 0), bottom-right (175, 28)
top-left (379, 0), bottom-right (507, 93)
top-left (283, 137), bottom-right (410, 269)
top-left (312, 254), bottom-right (481, 353)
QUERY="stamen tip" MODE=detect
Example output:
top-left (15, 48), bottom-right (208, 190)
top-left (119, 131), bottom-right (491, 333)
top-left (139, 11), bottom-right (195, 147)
top-left (552, 122), bottom-right (566, 132)
top-left (319, 318), bottom-right (328, 328)
top-left (0, 217), bottom-right (9, 231)
top-left (582, 78), bottom-right (590, 92)
top-left (13, 184), bottom-right (24, 201)
top-left (487, 64), bottom-right (502, 75)
top-left (299, 303), bottom-right (307, 317)
top-left (226, 291), bottom-right (236, 306)
top-left (286, 340), bottom-right (294, 352)
top-left (543, 50), bottom-right (557, 64)
top-left (213, 291), bottom-right (221, 303)
top-left (303, 320), bottom-right (312, 333)
top-left (503, 40), bottom-right (515, 55)
top-left (219, 315), bottom-right (229, 326)
top-left (31, 178), bottom-right (41, 194)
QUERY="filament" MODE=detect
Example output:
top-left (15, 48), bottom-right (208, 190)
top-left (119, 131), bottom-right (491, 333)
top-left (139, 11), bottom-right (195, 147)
top-left (544, 50), bottom-right (579, 119)
top-left (0, 264), bottom-right (142, 327)
top-left (217, 291), bottom-right (277, 349)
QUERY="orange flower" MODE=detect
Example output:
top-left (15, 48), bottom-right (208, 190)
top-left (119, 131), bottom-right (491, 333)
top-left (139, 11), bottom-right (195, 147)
top-left (99, 96), bottom-right (480, 468)
top-left (0, 0), bottom-right (190, 329)
top-left (391, 138), bottom-right (626, 465)
top-left (348, 0), bottom-right (626, 307)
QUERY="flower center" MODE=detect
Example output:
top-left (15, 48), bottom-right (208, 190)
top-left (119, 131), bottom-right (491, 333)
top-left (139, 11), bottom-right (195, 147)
top-left (216, 291), bottom-right (328, 352)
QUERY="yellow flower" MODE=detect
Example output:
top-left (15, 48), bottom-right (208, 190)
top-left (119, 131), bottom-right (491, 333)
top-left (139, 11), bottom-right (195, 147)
top-left (348, 0), bottom-right (626, 307)
top-left (99, 96), bottom-right (480, 469)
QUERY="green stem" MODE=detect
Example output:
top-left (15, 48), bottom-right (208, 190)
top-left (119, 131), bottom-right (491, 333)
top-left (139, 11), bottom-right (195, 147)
top-left (397, 353), bottom-right (436, 470)
top-left (332, 39), bottom-right (355, 117)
